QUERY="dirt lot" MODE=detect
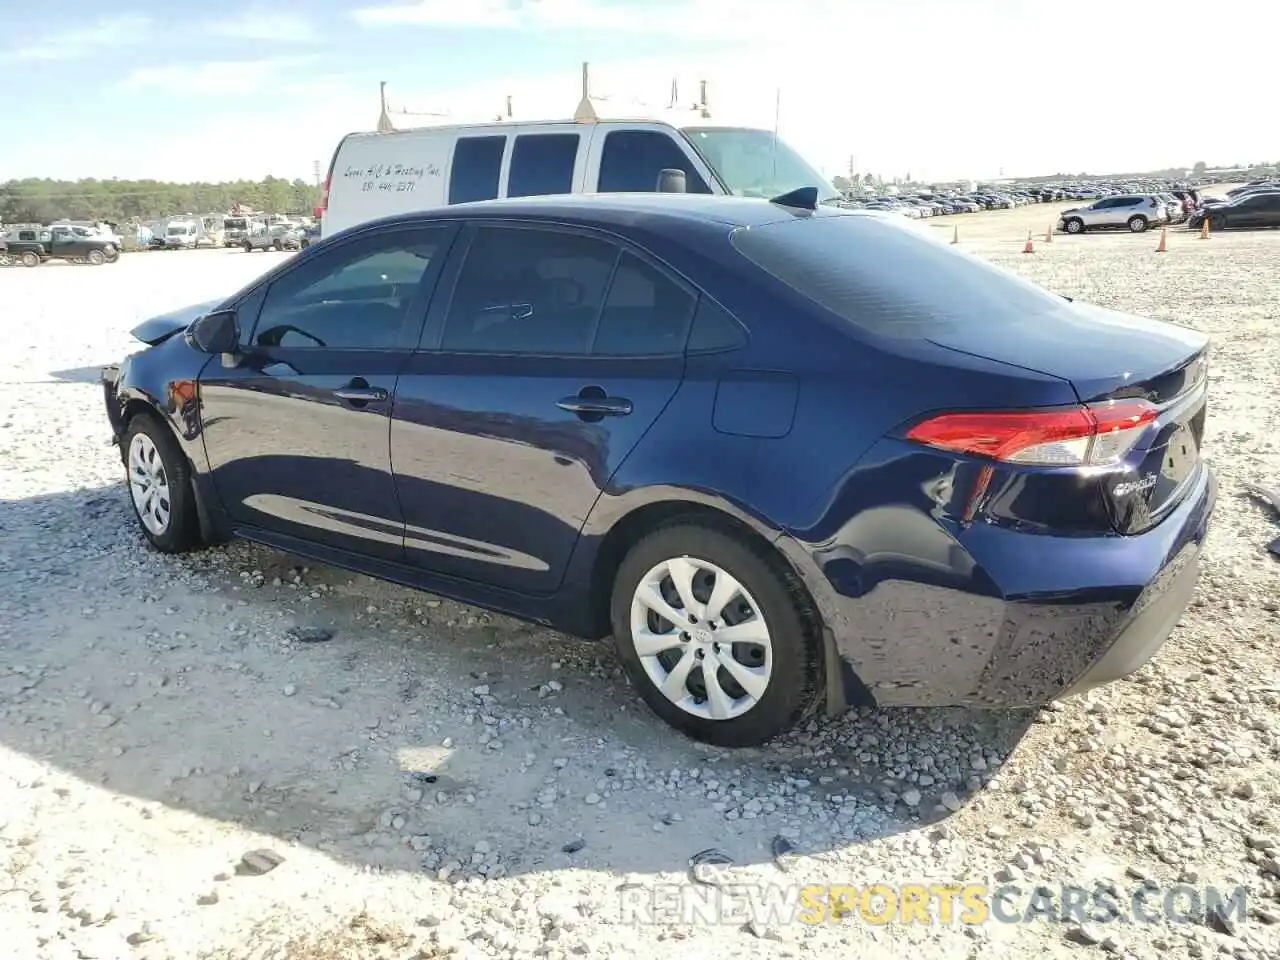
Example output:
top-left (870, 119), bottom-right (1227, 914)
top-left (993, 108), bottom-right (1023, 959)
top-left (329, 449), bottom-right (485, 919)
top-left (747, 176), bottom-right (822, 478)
top-left (1, 199), bottom-right (1278, 960)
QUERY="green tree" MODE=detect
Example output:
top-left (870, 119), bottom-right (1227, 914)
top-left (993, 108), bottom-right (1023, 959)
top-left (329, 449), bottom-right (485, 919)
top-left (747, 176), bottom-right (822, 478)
top-left (0, 176), bottom-right (321, 224)
top-left (1192, 160), bottom-right (1207, 176)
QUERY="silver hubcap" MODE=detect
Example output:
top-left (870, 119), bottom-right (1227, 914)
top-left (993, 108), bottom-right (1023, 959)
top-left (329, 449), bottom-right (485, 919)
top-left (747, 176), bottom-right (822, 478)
top-left (629, 556), bottom-right (772, 721)
top-left (128, 433), bottom-right (171, 536)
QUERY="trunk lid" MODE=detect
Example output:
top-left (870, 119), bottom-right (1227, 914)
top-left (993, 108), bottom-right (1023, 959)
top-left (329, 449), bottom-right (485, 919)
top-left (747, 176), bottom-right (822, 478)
top-left (928, 301), bottom-right (1210, 534)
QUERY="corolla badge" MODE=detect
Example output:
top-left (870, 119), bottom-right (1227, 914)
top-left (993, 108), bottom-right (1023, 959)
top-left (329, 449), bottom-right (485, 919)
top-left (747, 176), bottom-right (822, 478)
top-left (1114, 473), bottom-right (1158, 497)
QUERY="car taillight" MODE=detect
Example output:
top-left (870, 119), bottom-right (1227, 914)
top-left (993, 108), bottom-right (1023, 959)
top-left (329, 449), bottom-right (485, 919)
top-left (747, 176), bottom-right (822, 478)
top-left (905, 399), bottom-right (1159, 466)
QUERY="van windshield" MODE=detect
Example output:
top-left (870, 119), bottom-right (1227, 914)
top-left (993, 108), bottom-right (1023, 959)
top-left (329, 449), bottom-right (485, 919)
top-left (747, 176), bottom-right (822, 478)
top-left (681, 127), bottom-right (840, 202)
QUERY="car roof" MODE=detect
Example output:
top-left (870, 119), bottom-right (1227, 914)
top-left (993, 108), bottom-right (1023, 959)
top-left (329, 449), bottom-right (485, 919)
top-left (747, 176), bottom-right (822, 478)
top-left (357, 193), bottom-right (857, 236)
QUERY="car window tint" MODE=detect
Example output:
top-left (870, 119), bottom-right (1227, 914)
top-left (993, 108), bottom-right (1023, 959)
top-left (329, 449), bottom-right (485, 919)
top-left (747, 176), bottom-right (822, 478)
top-left (252, 229), bottom-right (445, 350)
top-left (507, 134), bottom-right (579, 198)
top-left (687, 297), bottom-right (747, 352)
top-left (597, 131), bottom-right (711, 193)
top-left (591, 252), bottom-right (696, 356)
top-left (449, 136), bottom-right (506, 204)
top-left (441, 226), bottom-right (617, 354)
top-left (731, 213), bottom-right (1067, 338)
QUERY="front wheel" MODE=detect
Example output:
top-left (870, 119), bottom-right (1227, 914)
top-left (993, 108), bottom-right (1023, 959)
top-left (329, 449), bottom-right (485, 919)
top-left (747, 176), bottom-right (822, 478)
top-left (272, 239), bottom-right (283, 251)
top-left (1064, 218), bottom-right (1084, 234)
top-left (610, 523), bottom-right (823, 747)
top-left (87, 249), bottom-right (106, 265)
top-left (122, 414), bottom-right (202, 553)
top-left (1128, 215), bottom-right (1149, 233)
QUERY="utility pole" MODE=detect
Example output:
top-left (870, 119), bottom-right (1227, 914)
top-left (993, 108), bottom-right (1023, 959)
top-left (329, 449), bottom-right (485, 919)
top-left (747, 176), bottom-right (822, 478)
top-left (312, 160), bottom-right (321, 187)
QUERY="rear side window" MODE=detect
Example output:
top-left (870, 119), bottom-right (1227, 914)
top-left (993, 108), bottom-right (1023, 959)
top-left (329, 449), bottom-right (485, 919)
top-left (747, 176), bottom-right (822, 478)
top-left (508, 134), bottom-right (580, 197)
top-left (449, 136), bottom-right (505, 204)
top-left (598, 131), bottom-right (711, 193)
top-left (731, 214), bottom-right (1065, 338)
top-left (592, 251), bottom-right (696, 356)
top-left (687, 297), bottom-right (747, 352)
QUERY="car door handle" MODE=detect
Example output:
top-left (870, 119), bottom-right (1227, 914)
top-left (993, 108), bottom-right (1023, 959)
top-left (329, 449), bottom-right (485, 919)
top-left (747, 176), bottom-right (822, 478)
top-left (556, 395), bottom-right (633, 416)
top-left (333, 387), bottom-right (388, 401)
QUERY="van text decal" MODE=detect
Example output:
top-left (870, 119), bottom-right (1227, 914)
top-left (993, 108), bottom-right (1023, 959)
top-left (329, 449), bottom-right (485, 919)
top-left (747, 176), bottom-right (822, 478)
top-left (343, 162), bottom-right (440, 195)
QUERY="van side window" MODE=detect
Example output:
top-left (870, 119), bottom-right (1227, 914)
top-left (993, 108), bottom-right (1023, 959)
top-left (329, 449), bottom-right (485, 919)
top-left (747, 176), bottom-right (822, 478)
top-left (507, 134), bottom-right (579, 198)
top-left (598, 131), bottom-right (711, 193)
top-left (449, 136), bottom-right (506, 204)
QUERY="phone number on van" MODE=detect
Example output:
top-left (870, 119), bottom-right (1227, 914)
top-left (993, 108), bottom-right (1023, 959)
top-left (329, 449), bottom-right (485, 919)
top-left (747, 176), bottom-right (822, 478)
top-left (362, 180), bottom-right (419, 193)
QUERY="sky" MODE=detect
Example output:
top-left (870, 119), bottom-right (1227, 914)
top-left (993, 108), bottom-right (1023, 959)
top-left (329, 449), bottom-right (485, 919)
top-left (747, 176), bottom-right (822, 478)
top-left (0, 0), bottom-right (1276, 185)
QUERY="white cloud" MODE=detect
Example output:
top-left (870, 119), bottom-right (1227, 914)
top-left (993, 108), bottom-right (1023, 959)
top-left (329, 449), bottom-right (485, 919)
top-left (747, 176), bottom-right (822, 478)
top-left (0, 14), bottom-right (152, 61)
top-left (117, 58), bottom-right (313, 96)
top-left (206, 9), bottom-right (319, 42)
top-left (351, 0), bottom-right (854, 37)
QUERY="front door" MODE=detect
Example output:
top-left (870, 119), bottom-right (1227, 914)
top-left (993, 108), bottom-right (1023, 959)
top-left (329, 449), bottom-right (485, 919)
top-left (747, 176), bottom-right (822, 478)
top-left (391, 221), bottom-right (695, 595)
top-left (199, 223), bottom-right (458, 562)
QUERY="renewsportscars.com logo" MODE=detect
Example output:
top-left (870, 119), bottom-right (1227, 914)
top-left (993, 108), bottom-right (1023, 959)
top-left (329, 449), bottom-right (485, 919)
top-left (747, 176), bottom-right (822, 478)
top-left (615, 881), bottom-right (1250, 929)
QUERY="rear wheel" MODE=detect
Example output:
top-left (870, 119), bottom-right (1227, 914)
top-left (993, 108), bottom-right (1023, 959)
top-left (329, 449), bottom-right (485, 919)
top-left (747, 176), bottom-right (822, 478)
top-left (87, 249), bottom-right (106, 266)
top-left (272, 239), bottom-right (283, 252)
top-left (122, 414), bottom-right (201, 554)
top-left (243, 241), bottom-right (253, 253)
top-left (1127, 215), bottom-right (1149, 233)
top-left (20, 251), bottom-right (39, 267)
top-left (610, 523), bottom-right (823, 747)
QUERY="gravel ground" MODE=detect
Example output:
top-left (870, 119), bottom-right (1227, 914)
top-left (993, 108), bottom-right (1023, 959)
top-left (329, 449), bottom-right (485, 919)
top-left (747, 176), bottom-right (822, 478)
top-left (1, 203), bottom-right (1278, 960)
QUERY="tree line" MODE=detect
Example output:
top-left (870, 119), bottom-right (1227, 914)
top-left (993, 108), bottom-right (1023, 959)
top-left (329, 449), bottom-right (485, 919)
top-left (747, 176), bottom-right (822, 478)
top-left (0, 176), bottom-right (322, 225)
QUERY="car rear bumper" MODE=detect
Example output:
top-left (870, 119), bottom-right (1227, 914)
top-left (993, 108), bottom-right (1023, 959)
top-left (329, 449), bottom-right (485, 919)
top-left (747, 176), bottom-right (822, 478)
top-left (777, 462), bottom-right (1216, 710)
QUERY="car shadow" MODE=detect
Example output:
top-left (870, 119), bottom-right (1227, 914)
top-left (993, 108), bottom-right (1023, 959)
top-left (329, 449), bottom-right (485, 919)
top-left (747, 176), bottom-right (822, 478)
top-left (0, 482), bottom-right (1038, 885)
top-left (48, 366), bottom-right (108, 385)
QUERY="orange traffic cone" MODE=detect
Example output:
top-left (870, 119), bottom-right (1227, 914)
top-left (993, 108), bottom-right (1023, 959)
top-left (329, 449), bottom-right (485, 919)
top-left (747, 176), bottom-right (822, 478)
top-left (1022, 231), bottom-right (1035, 254)
top-left (1045, 224), bottom-right (1053, 243)
top-left (951, 225), bottom-right (959, 244)
top-left (1198, 218), bottom-right (1210, 240)
top-left (1156, 228), bottom-right (1167, 253)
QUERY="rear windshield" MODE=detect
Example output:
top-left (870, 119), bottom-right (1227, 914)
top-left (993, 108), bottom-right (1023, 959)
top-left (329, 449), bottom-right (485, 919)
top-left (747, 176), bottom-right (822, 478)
top-left (730, 213), bottom-right (1065, 338)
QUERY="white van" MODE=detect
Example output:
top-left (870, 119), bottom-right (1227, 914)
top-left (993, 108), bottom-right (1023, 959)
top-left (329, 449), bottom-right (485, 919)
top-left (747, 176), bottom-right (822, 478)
top-left (317, 118), bottom-right (839, 238)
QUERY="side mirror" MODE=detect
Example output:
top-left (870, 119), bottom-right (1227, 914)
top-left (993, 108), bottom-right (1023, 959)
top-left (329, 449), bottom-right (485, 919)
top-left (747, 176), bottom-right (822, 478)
top-left (656, 168), bottom-right (687, 194)
top-left (187, 310), bottom-right (240, 361)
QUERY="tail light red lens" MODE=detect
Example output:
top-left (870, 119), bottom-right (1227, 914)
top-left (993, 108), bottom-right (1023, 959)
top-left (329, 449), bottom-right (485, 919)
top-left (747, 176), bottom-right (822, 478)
top-left (906, 399), bottom-right (1158, 466)
top-left (315, 177), bottom-right (331, 220)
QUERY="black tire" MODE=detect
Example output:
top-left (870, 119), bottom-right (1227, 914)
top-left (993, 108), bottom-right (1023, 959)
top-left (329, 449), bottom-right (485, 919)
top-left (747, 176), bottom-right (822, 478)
top-left (121, 413), bottom-right (202, 554)
top-left (87, 249), bottom-right (106, 266)
top-left (1127, 215), bottom-right (1149, 233)
top-left (21, 251), bottom-right (40, 267)
top-left (243, 241), bottom-right (253, 253)
top-left (104, 245), bottom-right (119, 263)
top-left (272, 239), bottom-right (283, 251)
top-left (610, 522), bottom-right (823, 747)
top-left (1064, 217), bottom-right (1084, 234)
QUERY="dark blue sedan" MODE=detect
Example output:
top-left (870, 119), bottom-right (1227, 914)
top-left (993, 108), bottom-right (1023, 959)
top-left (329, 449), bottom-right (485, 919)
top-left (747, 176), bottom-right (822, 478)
top-left (101, 193), bottom-right (1216, 747)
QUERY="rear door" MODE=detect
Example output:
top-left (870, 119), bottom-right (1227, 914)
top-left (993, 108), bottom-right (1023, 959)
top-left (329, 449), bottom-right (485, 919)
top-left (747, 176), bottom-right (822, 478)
top-left (390, 220), bottom-right (694, 594)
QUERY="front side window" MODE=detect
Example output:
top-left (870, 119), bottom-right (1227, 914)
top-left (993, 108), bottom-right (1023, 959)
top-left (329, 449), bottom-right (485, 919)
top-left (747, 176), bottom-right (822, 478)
top-left (251, 227), bottom-right (450, 350)
top-left (598, 131), bottom-right (711, 194)
top-left (682, 127), bottom-right (839, 201)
